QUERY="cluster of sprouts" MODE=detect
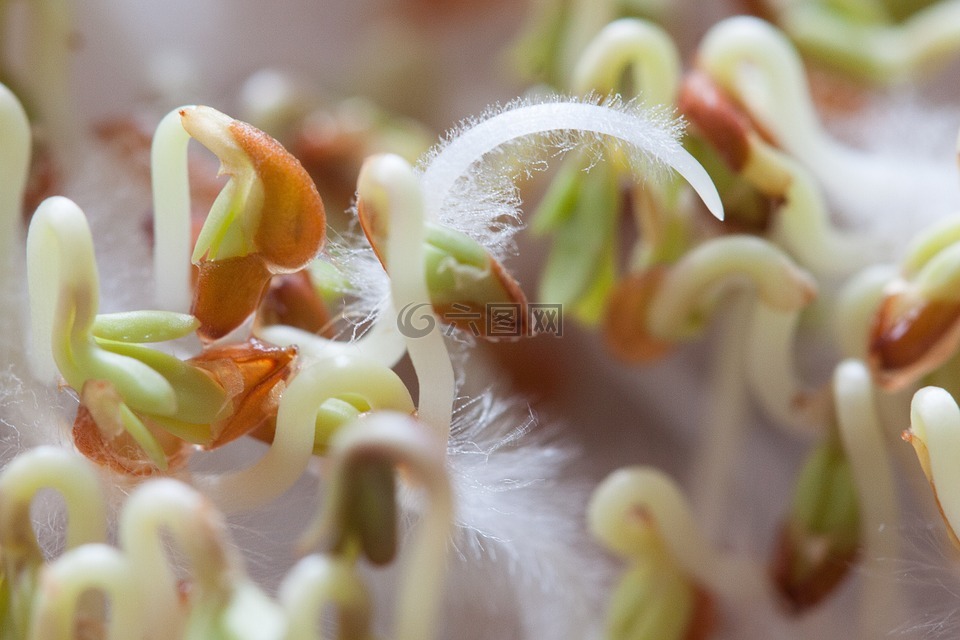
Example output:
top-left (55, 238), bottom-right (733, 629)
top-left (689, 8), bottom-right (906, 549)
top-left (7, 1), bottom-right (960, 639)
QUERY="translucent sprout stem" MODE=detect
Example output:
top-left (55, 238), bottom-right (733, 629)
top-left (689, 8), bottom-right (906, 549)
top-left (196, 354), bottom-right (415, 512)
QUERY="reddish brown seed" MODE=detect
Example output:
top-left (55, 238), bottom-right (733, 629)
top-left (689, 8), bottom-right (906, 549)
top-left (257, 270), bottom-right (334, 336)
top-left (192, 253), bottom-right (274, 342)
top-left (868, 289), bottom-right (960, 390)
top-left (678, 72), bottom-right (753, 173)
top-left (189, 338), bottom-right (299, 449)
top-left (228, 119), bottom-right (327, 272)
top-left (769, 521), bottom-right (859, 614)
top-left (602, 267), bottom-right (675, 363)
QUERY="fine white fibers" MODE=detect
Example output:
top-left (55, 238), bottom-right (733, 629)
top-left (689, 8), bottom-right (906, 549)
top-left (442, 389), bottom-right (607, 639)
top-left (417, 95), bottom-right (722, 260)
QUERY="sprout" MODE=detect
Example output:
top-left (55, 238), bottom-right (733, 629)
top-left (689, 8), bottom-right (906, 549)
top-left (278, 555), bottom-right (372, 640)
top-left (868, 233), bottom-right (960, 390)
top-left (119, 479), bottom-right (286, 640)
top-left (356, 154), bottom-right (455, 439)
top-left (588, 466), bottom-right (771, 626)
top-left (834, 360), bottom-right (900, 637)
top-left (678, 70), bottom-right (873, 277)
top-left (195, 353), bottom-right (414, 512)
top-left (0, 448), bottom-right (107, 638)
top-left (30, 544), bottom-right (143, 640)
top-left (0, 82), bottom-right (30, 272)
top-left (162, 105), bottom-right (327, 341)
top-left (300, 412), bottom-right (451, 640)
top-left (771, 439), bottom-right (860, 612)
top-left (906, 385), bottom-right (960, 547)
top-left (772, 0), bottom-right (960, 83)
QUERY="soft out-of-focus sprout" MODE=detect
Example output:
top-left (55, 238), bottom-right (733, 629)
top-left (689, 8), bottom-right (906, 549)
top-left (771, 439), bottom-right (860, 612)
top-left (834, 360), bottom-right (900, 639)
top-left (278, 555), bottom-right (372, 640)
top-left (533, 19), bottom-right (693, 324)
top-left (868, 235), bottom-right (960, 390)
top-left (694, 11), bottom-right (955, 235)
top-left (509, 0), bottom-right (617, 88)
top-left (696, 16), bottom-right (842, 170)
top-left (833, 263), bottom-right (898, 360)
top-left (0, 0), bottom-right (75, 160)
top-left (609, 235), bottom-right (815, 349)
top-left (0, 82), bottom-right (30, 271)
top-left (0, 448), bottom-right (107, 639)
top-left (196, 353), bottom-right (414, 513)
top-left (589, 468), bottom-right (710, 640)
top-left (289, 97), bottom-right (434, 214)
top-left (768, 0), bottom-right (960, 82)
top-left (607, 236), bottom-right (820, 435)
top-left (120, 479), bottom-right (286, 640)
top-left (174, 105), bottom-right (326, 342)
top-left (678, 70), bottom-right (870, 277)
top-left (29, 544), bottom-right (142, 640)
top-left (570, 18), bottom-right (681, 103)
top-left (237, 69), bottom-right (316, 141)
top-left (357, 154), bottom-right (455, 439)
top-left (239, 70), bottom-right (434, 215)
top-left (589, 466), bottom-right (770, 635)
top-left (906, 385), bottom-right (960, 546)
top-left (256, 271), bottom-right (332, 337)
top-left (300, 412), bottom-right (451, 640)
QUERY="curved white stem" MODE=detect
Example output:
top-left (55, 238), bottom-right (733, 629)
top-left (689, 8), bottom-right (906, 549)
top-left (256, 300), bottom-right (407, 369)
top-left (833, 359), bottom-right (900, 640)
top-left (418, 101), bottom-right (723, 222)
top-left (302, 412), bottom-right (451, 640)
top-left (26, 196), bottom-right (96, 382)
top-left (26, 197), bottom-right (176, 413)
top-left (359, 155), bottom-right (455, 442)
top-left (589, 466), bottom-right (771, 609)
top-left (571, 18), bottom-right (681, 104)
top-left (647, 235), bottom-right (816, 340)
top-left (697, 16), bottom-right (834, 169)
top-left (119, 479), bottom-right (237, 640)
top-left (197, 353), bottom-right (414, 512)
top-left (745, 304), bottom-right (821, 436)
top-left (0, 446), bottom-right (107, 552)
top-left (691, 294), bottom-right (751, 537)
top-left (278, 555), bottom-right (371, 640)
top-left (151, 105), bottom-right (195, 313)
top-left (30, 544), bottom-right (142, 640)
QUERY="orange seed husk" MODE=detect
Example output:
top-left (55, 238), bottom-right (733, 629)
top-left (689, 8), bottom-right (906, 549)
top-left (228, 119), bottom-right (327, 272)
top-left (188, 338), bottom-right (298, 449)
